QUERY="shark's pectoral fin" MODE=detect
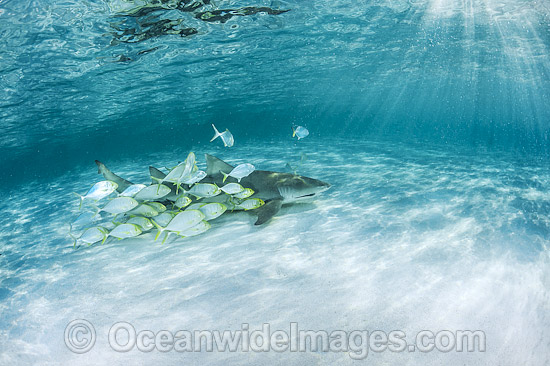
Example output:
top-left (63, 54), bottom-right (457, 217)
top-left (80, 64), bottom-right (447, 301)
top-left (95, 160), bottom-right (133, 193)
top-left (254, 199), bottom-right (283, 225)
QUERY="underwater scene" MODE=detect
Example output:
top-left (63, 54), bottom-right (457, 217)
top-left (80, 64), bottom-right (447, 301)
top-left (1, 0), bottom-right (550, 365)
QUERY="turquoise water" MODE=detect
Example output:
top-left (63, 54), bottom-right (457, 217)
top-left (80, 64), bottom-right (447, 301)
top-left (1, 0), bottom-right (550, 364)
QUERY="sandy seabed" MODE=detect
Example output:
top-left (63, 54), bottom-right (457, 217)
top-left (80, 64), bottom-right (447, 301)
top-left (1, 138), bottom-right (549, 365)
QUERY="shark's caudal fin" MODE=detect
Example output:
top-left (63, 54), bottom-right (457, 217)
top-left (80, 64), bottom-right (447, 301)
top-left (254, 199), bottom-right (283, 225)
top-left (95, 160), bottom-right (133, 193)
top-left (205, 154), bottom-right (234, 177)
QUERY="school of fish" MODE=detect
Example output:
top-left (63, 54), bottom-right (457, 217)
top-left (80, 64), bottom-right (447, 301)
top-left (69, 124), bottom-right (310, 247)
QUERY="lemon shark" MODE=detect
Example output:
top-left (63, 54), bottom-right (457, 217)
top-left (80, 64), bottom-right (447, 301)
top-left (201, 154), bottom-right (331, 224)
top-left (95, 154), bottom-right (331, 225)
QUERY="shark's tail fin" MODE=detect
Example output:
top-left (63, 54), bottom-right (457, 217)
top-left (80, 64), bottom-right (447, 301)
top-left (95, 160), bottom-right (133, 193)
top-left (210, 124), bottom-right (222, 142)
top-left (95, 160), bottom-right (102, 174)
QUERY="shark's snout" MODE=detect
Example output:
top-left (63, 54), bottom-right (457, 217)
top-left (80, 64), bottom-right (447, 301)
top-left (316, 180), bottom-right (331, 193)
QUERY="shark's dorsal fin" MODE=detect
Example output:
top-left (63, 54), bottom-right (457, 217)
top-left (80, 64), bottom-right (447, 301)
top-left (149, 166), bottom-right (166, 184)
top-left (205, 154), bottom-right (234, 176)
top-left (254, 199), bottom-right (283, 225)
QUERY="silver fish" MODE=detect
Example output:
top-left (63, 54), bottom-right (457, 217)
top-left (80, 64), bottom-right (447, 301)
top-left (133, 184), bottom-right (171, 201)
top-left (210, 124), bottom-right (234, 147)
top-left (72, 226), bottom-right (109, 247)
top-left (119, 184), bottom-right (147, 197)
top-left (179, 220), bottom-right (211, 238)
top-left (220, 183), bottom-right (245, 195)
top-left (74, 180), bottom-right (118, 209)
top-left (292, 125), bottom-right (309, 140)
top-left (109, 223), bottom-right (142, 240)
top-left (232, 188), bottom-right (254, 199)
top-left (147, 202), bottom-right (166, 213)
top-left (222, 163), bottom-right (255, 183)
top-left (127, 217), bottom-right (154, 231)
top-left (198, 203), bottom-right (227, 220)
top-left (186, 183), bottom-right (221, 199)
top-left (174, 195), bottom-right (192, 209)
top-left (126, 204), bottom-right (159, 217)
top-left (152, 209), bottom-right (205, 243)
top-left (235, 198), bottom-right (265, 211)
top-left (100, 196), bottom-right (139, 214)
top-left (153, 212), bottom-right (176, 227)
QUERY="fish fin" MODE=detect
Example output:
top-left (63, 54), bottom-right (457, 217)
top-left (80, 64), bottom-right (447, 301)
top-left (151, 220), bottom-right (164, 241)
top-left (95, 160), bottom-right (133, 193)
top-left (223, 129), bottom-right (230, 147)
top-left (254, 199), bottom-right (283, 225)
top-left (73, 192), bottom-right (84, 210)
top-left (68, 231), bottom-right (78, 248)
top-left (205, 154), bottom-right (234, 176)
top-left (101, 230), bottom-right (108, 245)
top-left (292, 127), bottom-right (296, 137)
top-left (88, 204), bottom-right (101, 220)
top-left (222, 172), bottom-right (229, 183)
top-left (210, 124), bottom-right (221, 142)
